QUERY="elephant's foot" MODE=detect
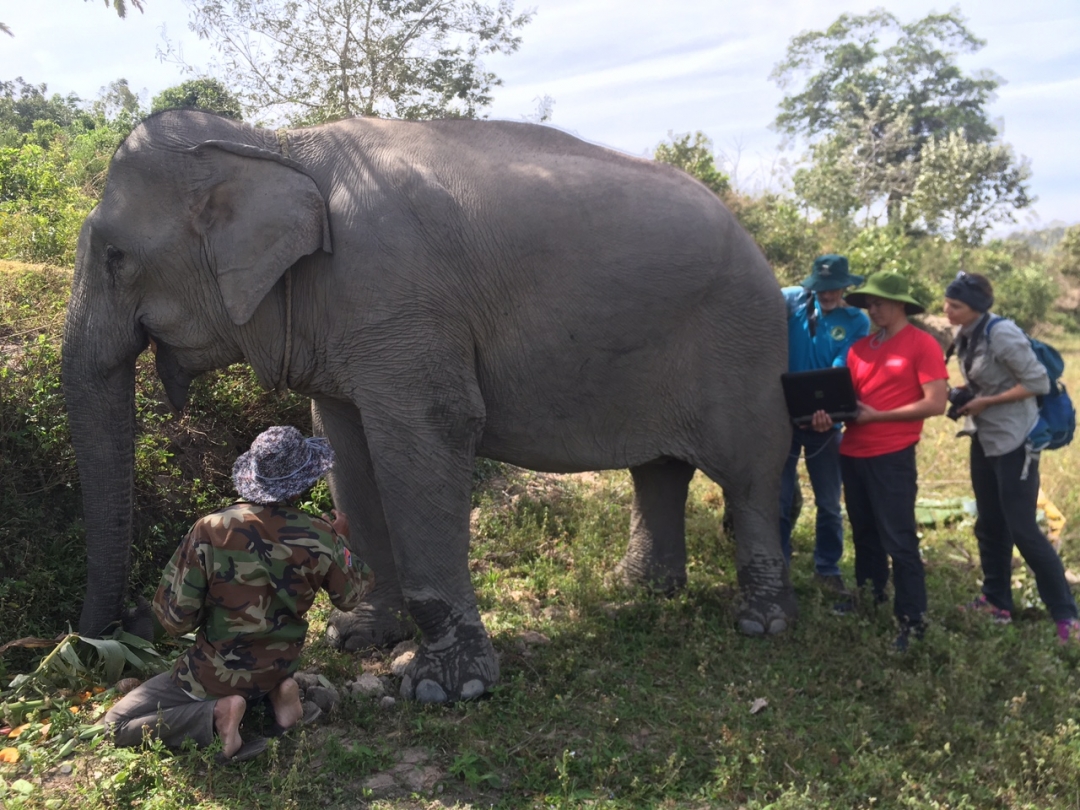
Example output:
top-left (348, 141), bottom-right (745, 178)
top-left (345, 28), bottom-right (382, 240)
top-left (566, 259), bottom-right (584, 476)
top-left (611, 554), bottom-right (687, 596)
top-left (399, 619), bottom-right (499, 704)
top-left (325, 588), bottom-right (414, 651)
top-left (735, 558), bottom-right (797, 636)
top-left (120, 596), bottom-right (155, 642)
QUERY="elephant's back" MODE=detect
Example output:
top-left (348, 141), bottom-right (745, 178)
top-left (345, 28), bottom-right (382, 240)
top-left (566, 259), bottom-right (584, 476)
top-left (339, 118), bottom-right (766, 288)
top-left (318, 116), bottom-right (781, 349)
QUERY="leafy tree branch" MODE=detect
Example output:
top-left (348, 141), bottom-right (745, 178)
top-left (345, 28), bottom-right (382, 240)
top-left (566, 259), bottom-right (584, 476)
top-left (653, 131), bottom-right (730, 197)
top-left (163, 0), bottom-right (533, 125)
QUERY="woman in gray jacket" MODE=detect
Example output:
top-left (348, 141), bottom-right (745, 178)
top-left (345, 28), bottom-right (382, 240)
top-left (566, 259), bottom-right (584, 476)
top-left (944, 272), bottom-right (1079, 643)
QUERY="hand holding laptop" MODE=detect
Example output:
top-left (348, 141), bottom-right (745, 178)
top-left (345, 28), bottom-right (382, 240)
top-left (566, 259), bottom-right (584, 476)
top-left (809, 400), bottom-right (877, 431)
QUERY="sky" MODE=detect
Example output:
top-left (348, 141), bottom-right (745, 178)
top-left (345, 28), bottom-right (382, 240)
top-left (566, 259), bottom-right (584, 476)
top-left (3, 0), bottom-right (1078, 231)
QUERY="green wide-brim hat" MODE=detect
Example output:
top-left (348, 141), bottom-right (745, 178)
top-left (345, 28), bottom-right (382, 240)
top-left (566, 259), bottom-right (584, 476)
top-left (800, 254), bottom-right (864, 292)
top-left (844, 271), bottom-right (925, 315)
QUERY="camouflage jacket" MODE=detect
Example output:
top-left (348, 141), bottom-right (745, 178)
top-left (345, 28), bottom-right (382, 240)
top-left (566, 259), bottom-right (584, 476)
top-left (153, 502), bottom-right (373, 700)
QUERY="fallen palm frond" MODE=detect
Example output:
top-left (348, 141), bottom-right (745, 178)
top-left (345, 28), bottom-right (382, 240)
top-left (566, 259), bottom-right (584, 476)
top-left (1, 630), bottom-right (166, 741)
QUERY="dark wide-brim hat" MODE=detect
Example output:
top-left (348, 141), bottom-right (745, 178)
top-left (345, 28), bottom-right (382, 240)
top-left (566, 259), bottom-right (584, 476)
top-left (232, 426), bottom-right (335, 504)
top-left (844, 271), bottom-right (926, 315)
top-left (800, 254), bottom-right (864, 292)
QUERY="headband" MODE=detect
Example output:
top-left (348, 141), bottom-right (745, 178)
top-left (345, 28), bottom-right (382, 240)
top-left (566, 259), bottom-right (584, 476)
top-left (945, 272), bottom-right (994, 313)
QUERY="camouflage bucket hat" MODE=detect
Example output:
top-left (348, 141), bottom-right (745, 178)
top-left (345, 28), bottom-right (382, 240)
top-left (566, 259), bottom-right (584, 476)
top-left (232, 426), bottom-right (335, 504)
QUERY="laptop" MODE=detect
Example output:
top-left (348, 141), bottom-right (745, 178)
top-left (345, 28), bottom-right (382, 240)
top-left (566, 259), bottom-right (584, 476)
top-left (781, 366), bottom-right (858, 426)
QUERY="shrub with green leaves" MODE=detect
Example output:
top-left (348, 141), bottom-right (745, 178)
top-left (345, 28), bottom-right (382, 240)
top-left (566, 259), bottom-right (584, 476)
top-left (727, 191), bottom-right (826, 286)
top-left (969, 242), bottom-right (1059, 332)
top-left (0, 139), bottom-right (91, 265)
top-left (0, 264), bottom-right (311, 649)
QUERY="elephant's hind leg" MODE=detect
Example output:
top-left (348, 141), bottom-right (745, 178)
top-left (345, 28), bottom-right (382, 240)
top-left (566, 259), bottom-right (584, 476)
top-left (314, 398), bottom-right (415, 651)
top-left (696, 457), bottom-right (796, 637)
top-left (613, 458), bottom-right (695, 595)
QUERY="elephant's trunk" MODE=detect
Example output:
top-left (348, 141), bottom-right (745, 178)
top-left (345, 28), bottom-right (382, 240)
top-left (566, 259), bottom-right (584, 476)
top-left (62, 235), bottom-right (146, 637)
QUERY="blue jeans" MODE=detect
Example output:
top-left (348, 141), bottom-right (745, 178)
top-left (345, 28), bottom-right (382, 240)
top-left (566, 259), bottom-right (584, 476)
top-left (841, 446), bottom-right (926, 626)
top-left (779, 428), bottom-right (844, 576)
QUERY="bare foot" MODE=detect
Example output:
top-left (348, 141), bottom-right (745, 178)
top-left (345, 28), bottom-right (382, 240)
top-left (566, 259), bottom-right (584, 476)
top-left (268, 677), bottom-right (303, 730)
top-left (212, 695), bottom-right (247, 758)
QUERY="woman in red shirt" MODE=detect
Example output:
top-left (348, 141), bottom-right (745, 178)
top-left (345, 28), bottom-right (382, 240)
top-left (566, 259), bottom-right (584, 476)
top-left (813, 272), bottom-right (947, 650)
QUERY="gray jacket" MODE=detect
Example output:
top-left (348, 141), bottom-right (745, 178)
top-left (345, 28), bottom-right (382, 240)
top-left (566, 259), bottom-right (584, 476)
top-left (955, 312), bottom-right (1049, 457)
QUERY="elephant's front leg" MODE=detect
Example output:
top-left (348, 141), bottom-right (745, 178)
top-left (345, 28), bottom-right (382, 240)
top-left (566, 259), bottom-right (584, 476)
top-left (314, 398), bottom-right (415, 650)
top-left (359, 374), bottom-right (496, 703)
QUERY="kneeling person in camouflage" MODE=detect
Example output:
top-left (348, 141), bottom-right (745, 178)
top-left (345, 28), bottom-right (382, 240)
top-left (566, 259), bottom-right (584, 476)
top-left (105, 426), bottom-right (373, 761)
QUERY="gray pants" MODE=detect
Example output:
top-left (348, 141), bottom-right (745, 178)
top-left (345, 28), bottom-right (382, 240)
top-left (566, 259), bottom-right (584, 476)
top-left (104, 671), bottom-right (216, 749)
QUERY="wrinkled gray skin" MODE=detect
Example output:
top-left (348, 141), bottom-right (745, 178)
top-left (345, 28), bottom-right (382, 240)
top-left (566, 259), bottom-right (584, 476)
top-left (63, 110), bottom-right (795, 703)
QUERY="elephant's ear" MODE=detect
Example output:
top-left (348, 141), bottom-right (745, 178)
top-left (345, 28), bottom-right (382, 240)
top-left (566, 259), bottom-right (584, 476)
top-left (189, 141), bottom-right (333, 326)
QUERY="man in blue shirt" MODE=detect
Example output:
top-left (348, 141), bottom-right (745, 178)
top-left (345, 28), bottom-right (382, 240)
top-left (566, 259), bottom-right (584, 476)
top-left (781, 254), bottom-right (870, 594)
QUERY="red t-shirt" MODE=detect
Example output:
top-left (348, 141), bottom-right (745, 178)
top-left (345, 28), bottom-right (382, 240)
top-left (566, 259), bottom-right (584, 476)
top-left (840, 324), bottom-right (948, 458)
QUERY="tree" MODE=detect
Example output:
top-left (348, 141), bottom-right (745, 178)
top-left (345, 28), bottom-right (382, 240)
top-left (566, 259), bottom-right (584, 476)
top-left (653, 131), bottom-right (730, 196)
top-left (90, 78), bottom-right (144, 134)
top-left (167, 0), bottom-right (533, 124)
top-left (151, 78), bottom-right (243, 119)
top-left (908, 131), bottom-right (1033, 246)
top-left (791, 98), bottom-right (916, 224)
top-left (772, 8), bottom-right (999, 153)
top-left (0, 79), bottom-right (82, 139)
top-left (773, 8), bottom-right (1032, 239)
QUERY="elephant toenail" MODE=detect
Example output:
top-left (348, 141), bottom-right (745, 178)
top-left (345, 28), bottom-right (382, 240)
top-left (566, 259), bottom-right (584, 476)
top-left (416, 679), bottom-right (448, 703)
top-left (767, 618), bottom-right (788, 634)
top-left (738, 618), bottom-right (766, 636)
top-left (460, 679), bottom-right (485, 700)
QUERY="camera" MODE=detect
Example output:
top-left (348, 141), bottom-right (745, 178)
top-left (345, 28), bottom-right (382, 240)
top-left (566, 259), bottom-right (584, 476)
top-left (946, 386), bottom-right (975, 420)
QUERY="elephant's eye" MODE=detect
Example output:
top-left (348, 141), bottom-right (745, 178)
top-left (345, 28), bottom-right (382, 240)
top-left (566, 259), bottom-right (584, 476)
top-left (105, 245), bottom-right (125, 281)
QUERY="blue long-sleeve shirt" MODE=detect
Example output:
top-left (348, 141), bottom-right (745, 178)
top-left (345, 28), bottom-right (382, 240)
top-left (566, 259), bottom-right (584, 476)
top-left (783, 286), bottom-right (870, 372)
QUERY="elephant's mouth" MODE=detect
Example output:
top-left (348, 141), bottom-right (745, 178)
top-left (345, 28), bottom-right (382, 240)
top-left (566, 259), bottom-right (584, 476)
top-left (149, 334), bottom-right (194, 412)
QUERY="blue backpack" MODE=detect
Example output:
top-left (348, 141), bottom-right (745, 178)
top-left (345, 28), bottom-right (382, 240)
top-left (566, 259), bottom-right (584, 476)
top-left (986, 317), bottom-right (1076, 450)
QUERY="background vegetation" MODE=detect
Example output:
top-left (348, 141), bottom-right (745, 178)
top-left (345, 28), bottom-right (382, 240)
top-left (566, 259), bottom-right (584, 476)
top-left (2, 2), bottom-right (1079, 808)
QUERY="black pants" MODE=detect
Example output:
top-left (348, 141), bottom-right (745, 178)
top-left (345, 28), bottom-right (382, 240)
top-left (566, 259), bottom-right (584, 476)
top-left (841, 446), bottom-right (926, 626)
top-left (971, 439), bottom-right (1078, 622)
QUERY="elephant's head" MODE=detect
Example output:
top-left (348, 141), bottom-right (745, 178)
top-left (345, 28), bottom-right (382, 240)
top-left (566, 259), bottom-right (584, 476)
top-left (62, 110), bottom-right (332, 636)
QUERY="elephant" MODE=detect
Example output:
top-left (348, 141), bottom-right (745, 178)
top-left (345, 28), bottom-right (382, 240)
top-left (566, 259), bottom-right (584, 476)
top-left (62, 109), bottom-right (795, 702)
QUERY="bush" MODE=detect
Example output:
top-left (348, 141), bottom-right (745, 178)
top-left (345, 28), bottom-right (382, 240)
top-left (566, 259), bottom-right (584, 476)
top-left (0, 140), bottom-right (93, 265)
top-left (970, 242), bottom-right (1059, 332)
top-left (0, 264), bottom-right (311, 644)
top-left (0, 266), bottom-right (83, 651)
top-left (1052, 225), bottom-right (1080, 280)
top-left (726, 191), bottom-right (826, 286)
top-left (0, 117), bottom-right (125, 266)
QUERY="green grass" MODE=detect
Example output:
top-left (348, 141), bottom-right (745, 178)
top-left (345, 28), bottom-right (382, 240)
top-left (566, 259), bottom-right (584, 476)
top-left (4, 262), bottom-right (1080, 808)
